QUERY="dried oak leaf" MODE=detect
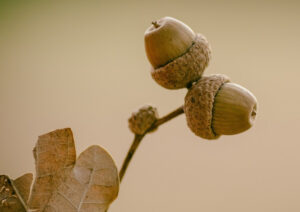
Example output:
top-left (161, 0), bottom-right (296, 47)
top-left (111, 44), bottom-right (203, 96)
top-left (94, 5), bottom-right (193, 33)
top-left (0, 173), bottom-right (33, 212)
top-left (28, 128), bottom-right (119, 212)
top-left (45, 145), bottom-right (119, 212)
top-left (28, 128), bottom-right (76, 211)
top-left (14, 173), bottom-right (34, 204)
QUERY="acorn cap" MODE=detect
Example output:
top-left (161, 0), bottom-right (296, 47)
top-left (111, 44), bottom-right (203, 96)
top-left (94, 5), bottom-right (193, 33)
top-left (184, 74), bottom-right (229, 139)
top-left (151, 34), bottom-right (211, 89)
top-left (128, 105), bottom-right (159, 135)
top-left (145, 17), bottom-right (211, 89)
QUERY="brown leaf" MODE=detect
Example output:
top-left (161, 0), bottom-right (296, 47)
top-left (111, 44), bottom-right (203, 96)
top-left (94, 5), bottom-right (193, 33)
top-left (0, 174), bottom-right (31, 212)
top-left (44, 145), bottom-right (119, 212)
top-left (28, 128), bottom-right (76, 211)
top-left (28, 128), bottom-right (119, 212)
top-left (13, 173), bottom-right (33, 204)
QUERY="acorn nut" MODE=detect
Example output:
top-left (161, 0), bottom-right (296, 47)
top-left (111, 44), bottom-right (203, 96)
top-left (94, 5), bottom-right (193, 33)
top-left (184, 74), bottom-right (258, 139)
top-left (144, 16), bottom-right (211, 89)
top-left (128, 105), bottom-right (159, 135)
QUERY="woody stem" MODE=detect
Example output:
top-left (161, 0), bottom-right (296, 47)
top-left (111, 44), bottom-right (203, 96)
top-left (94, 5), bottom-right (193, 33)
top-left (119, 105), bottom-right (184, 182)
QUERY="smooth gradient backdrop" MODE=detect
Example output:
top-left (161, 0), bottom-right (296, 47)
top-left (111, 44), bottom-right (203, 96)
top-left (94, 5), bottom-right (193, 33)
top-left (1, 0), bottom-right (300, 211)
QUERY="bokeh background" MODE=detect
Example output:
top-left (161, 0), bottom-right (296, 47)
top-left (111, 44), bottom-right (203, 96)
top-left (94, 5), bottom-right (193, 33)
top-left (1, 0), bottom-right (300, 211)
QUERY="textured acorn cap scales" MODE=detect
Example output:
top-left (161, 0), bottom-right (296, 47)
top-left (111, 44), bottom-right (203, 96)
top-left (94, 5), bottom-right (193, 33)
top-left (184, 74), bottom-right (258, 139)
top-left (145, 17), bottom-right (211, 89)
top-left (128, 105), bottom-right (159, 135)
top-left (184, 74), bottom-right (230, 139)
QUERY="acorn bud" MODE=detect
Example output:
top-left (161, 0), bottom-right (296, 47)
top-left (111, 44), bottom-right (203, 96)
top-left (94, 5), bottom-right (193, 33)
top-left (184, 74), bottom-right (258, 139)
top-left (128, 105), bottom-right (159, 135)
top-left (144, 16), bottom-right (211, 89)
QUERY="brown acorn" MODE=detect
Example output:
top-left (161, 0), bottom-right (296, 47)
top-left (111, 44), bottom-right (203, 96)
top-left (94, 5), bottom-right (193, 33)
top-left (128, 105), bottom-right (159, 135)
top-left (144, 16), bottom-right (211, 89)
top-left (184, 74), bottom-right (258, 139)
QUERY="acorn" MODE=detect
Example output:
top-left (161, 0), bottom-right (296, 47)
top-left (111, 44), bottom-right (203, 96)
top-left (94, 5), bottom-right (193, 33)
top-left (184, 74), bottom-right (257, 139)
top-left (144, 16), bottom-right (211, 89)
top-left (128, 105), bottom-right (159, 135)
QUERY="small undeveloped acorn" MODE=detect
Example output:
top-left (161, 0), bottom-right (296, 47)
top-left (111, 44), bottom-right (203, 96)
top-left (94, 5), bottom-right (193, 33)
top-left (144, 16), bottom-right (211, 89)
top-left (184, 74), bottom-right (257, 139)
top-left (128, 105), bottom-right (159, 135)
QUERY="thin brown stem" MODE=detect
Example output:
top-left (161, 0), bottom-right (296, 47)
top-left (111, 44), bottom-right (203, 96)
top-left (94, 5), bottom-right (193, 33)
top-left (153, 105), bottom-right (184, 128)
top-left (151, 21), bottom-right (160, 28)
top-left (119, 105), bottom-right (184, 183)
top-left (119, 134), bottom-right (144, 182)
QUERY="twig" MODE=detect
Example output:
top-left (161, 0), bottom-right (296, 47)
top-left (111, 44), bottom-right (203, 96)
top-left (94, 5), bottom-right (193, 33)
top-left (119, 105), bottom-right (184, 182)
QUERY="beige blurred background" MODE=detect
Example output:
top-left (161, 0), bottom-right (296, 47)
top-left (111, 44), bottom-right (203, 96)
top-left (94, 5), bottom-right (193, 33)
top-left (0, 0), bottom-right (300, 211)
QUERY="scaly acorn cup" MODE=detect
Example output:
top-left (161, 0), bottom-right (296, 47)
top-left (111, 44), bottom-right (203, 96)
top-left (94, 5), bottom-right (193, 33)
top-left (144, 16), bottom-right (211, 89)
top-left (184, 74), bottom-right (258, 139)
top-left (128, 105), bottom-right (159, 135)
